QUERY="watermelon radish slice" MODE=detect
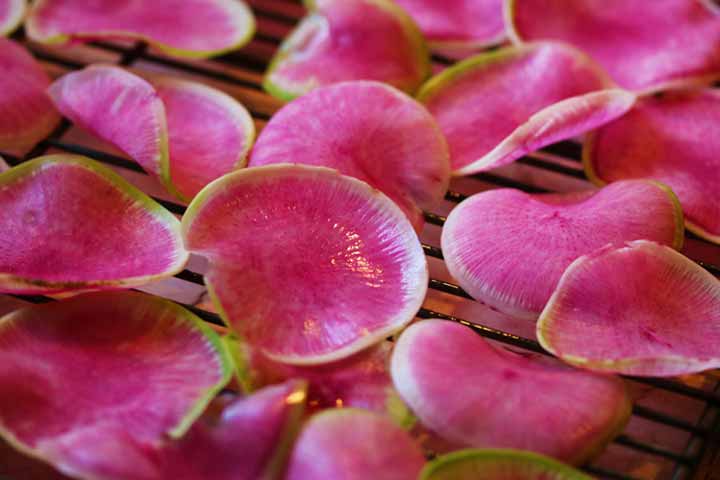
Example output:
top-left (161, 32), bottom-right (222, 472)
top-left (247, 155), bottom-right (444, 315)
top-left (285, 408), bottom-right (426, 480)
top-left (0, 155), bottom-right (187, 294)
top-left (0, 0), bottom-right (24, 36)
top-left (38, 380), bottom-right (307, 480)
top-left (154, 77), bottom-right (255, 201)
top-left (441, 180), bottom-right (684, 319)
top-left (48, 65), bottom-right (170, 184)
top-left (26, 0), bottom-right (255, 59)
top-left (584, 87), bottom-right (720, 244)
top-left (417, 43), bottom-right (634, 175)
top-left (538, 240), bottom-right (720, 377)
top-left (0, 38), bottom-right (60, 156)
top-left (183, 164), bottom-right (428, 365)
top-left (0, 291), bottom-right (233, 477)
top-left (264, 0), bottom-right (430, 101)
top-left (249, 81), bottom-right (450, 230)
top-left (420, 449), bottom-right (592, 480)
top-left (393, 0), bottom-right (505, 51)
top-left (391, 320), bottom-right (631, 464)
top-left (507, 0), bottom-right (720, 91)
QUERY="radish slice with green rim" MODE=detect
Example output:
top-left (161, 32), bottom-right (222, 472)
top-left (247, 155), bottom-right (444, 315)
top-left (0, 0), bottom-right (24, 36)
top-left (507, 0), bottom-right (720, 91)
top-left (0, 38), bottom-right (60, 156)
top-left (26, 0), bottom-right (255, 59)
top-left (154, 77), bottom-right (255, 201)
top-left (441, 180), bottom-right (684, 319)
top-left (584, 87), bottom-right (720, 244)
top-left (421, 449), bottom-right (592, 480)
top-left (417, 42), bottom-right (634, 175)
top-left (0, 155), bottom-right (188, 294)
top-left (0, 291), bottom-right (233, 477)
top-left (391, 320), bottom-right (631, 464)
top-left (285, 408), bottom-right (426, 480)
top-left (182, 164), bottom-right (428, 365)
top-left (249, 81), bottom-right (450, 230)
top-left (264, 0), bottom-right (430, 101)
top-left (538, 240), bottom-right (720, 377)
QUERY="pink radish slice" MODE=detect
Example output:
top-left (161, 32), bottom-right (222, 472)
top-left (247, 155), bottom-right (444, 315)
top-left (0, 156), bottom-right (8, 172)
top-left (0, 291), bottom-right (233, 478)
top-left (183, 164), bottom-right (428, 365)
top-left (584, 87), bottom-right (720, 244)
top-left (285, 408), bottom-right (426, 480)
top-left (0, 155), bottom-right (187, 294)
top-left (393, 0), bottom-right (505, 50)
top-left (538, 240), bottom-right (720, 377)
top-left (441, 180), bottom-right (684, 319)
top-left (249, 81), bottom-right (450, 230)
top-left (391, 320), bottom-right (631, 464)
top-left (263, 0), bottom-right (430, 101)
top-left (26, 0), bottom-right (255, 58)
top-left (154, 77), bottom-right (255, 201)
top-left (48, 65), bottom-right (170, 182)
top-left (508, 0), bottom-right (720, 91)
top-left (0, 0), bottom-right (24, 36)
top-left (38, 381), bottom-right (307, 480)
top-left (417, 42), bottom-right (635, 175)
top-left (0, 38), bottom-right (60, 156)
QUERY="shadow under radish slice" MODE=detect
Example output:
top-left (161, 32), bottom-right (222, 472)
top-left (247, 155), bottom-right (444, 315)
top-left (0, 0), bottom-right (24, 36)
top-left (441, 180), bottom-right (684, 319)
top-left (417, 42), bottom-right (635, 175)
top-left (0, 39), bottom-right (60, 156)
top-left (183, 164), bottom-right (428, 365)
top-left (26, 0), bottom-right (255, 59)
top-left (584, 87), bottom-right (720, 244)
top-left (0, 155), bottom-right (188, 294)
top-left (0, 291), bottom-right (233, 478)
top-left (507, 0), bottom-right (720, 91)
top-left (420, 449), bottom-right (592, 480)
top-left (391, 320), bottom-right (631, 465)
top-left (285, 408), bottom-right (426, 480)
top-left (249, 81), bottom-right (450, 231)
top-left (154, 77), bottom-right (255, 202)
top-left (538, 240), bottom-right (720, 377)
top-left (263, 0), bottom-right (430, 101)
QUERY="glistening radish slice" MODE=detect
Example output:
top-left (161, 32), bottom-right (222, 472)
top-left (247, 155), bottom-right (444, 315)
top-left (441, 180), bottom-right (684, 318)
top-left (249, 81), bottom-right (450, 230)
top-left (182, 164), bottom-right (428, 365)
top-left (538, 240), bottom-right (720, 377)
top-left (417, 42), bottom-right (634, 175)
top-left (0, 155), bottom-right (187, 294)
top-left (0, 0), bottom-right (24, 36)
top-left (391, 320), bottom-right (631, 464)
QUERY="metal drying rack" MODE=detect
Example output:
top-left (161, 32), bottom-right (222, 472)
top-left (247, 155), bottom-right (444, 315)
top-left (3, 0), bottom-right (720, 478)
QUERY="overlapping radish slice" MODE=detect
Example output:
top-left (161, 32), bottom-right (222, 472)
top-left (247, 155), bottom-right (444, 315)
top-left (508, 0), bottom-right (720, 91)
top-left (584, 87), bottom-right (720, 244)
top-left (39, 381), bottom-right (307, 480)
top-left (538, 240), bottom-right (720, 377)
top-left (48, 65), bottom-right (170, 181)
top-left (26, 0), bottom-right (255, 58)
top-left (154, 77), bottom-right (255, 201)
top-left (250, 81), bottom-right (449, 230)
top-left (183, 164), bottom-right (428, 365)
top-left (421, 449), bottom-right (592, 480)
top-left (393, 0), bottom-right (505, 52)
top-left (264, 0), bottom-right (430, 101)
top-left (417, 42), bottom-right (635, 175)
top-left (0, 291), bottom-right (233, 478)
top-left (0, 155), bottom-right (187, 294)
top-left (441, 180), bottom-right (684, 318)
top-left (391, 320), bottom-right (631, 464)
top-left (0, 0), bottom-right (24, 36)
top-left (285, 409), bottom-right (426, 480)
top-left (0, 38), bottom-right (60, 156)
